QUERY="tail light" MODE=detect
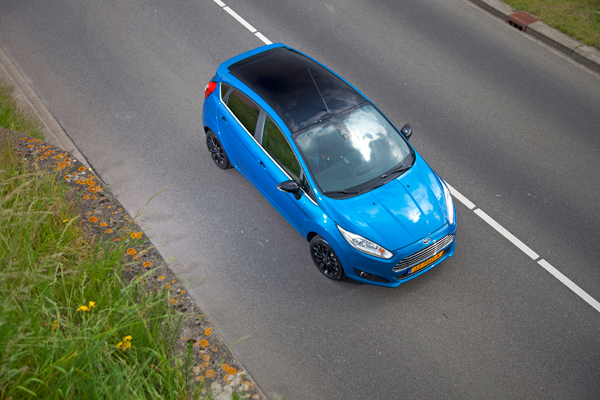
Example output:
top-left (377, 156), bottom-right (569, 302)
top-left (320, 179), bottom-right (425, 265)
top-left (204, 81), bottom-right (217, 98)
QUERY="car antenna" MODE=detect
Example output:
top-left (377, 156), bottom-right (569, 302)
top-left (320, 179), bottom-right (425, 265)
top-left (307, 68), bottom-right (330, 114)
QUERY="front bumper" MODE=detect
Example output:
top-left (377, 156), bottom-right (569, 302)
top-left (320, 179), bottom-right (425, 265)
top-left (335, 222), bottom-right (457, 288)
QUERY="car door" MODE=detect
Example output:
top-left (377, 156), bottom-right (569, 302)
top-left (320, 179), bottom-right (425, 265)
top-left (217, 84), bottom-right (261, 181)
top-left (251, 114), bottom-right (310, 234)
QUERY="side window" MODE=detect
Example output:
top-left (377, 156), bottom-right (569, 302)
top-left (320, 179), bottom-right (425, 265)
top-left (225, 89), bottom-right (260, 135)
top-left (301, 172), bottom-right (316, 202)
top-left (263, 116), bottom-right (301, 182)
top-left (221, 83), bottom-right (231, 99)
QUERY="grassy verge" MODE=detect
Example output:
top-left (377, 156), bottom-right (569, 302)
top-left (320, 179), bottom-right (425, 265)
top-left (503, 0), bottom-right (600, 49)
top-left (0, 135), bottom-right (206, 399)
top-left (0, 83), bottom-right (43, 139)
top-left (0, 83), bottom-right (251, 399)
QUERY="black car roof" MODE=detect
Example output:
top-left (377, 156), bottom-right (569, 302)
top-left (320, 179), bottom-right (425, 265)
top-left (228, 47), bottom-right (365, 133)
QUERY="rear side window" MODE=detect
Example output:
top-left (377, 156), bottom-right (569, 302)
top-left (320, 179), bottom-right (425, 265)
top-left (221, 83), bottom-right (231, 98)
top-left (225, 89), bottom-right (260, 135)
top-left (262, 116), bottom-right (301, 182)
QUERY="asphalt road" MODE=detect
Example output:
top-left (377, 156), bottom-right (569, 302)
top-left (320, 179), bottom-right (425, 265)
top-left (2, 0), bottom-right (600, 398)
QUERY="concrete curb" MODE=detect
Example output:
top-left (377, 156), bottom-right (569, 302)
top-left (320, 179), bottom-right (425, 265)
top-left (0, 45), bottom-right (92, 170)
top-left (468, 0), bottom-right (600, 75)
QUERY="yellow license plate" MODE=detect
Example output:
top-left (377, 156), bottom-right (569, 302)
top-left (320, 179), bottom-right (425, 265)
top-left (410, 251), bottom-right (444, 274)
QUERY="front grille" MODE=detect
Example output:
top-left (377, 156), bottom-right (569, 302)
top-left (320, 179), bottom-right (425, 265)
top-left (392, 234), bottom-right (454, 272)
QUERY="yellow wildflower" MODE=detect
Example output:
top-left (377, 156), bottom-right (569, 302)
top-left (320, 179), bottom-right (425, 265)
top-left (117, 335), bottom-right (133, 351)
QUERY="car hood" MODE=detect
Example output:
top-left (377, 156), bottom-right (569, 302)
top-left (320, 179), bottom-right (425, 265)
top-left (319, 157), bottom-right (447, 251)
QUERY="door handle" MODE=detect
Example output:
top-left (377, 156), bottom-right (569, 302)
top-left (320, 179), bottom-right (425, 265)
top-left (257, 158), bottom-right (267, 170)
top-left (219, 114), bottom-right (228, 125)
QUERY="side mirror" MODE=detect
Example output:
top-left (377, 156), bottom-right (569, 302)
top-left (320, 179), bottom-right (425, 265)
top-left (400, 124), bottom-right (412, 140)
top-left (277, 180), bottom-right (302, 200)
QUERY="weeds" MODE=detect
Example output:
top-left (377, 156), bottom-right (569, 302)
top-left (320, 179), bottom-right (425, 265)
top-left (0, 83), bottom-right (43, 139)
top-left (0, 136), bottom-right (203, 399)
top-left (0, 81), bottom-right (256, 399)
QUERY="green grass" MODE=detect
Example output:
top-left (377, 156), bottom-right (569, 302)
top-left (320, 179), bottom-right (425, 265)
top-left (0, 136), bottom-right (210, 399)
top-left (504, 0), bottom-right (600, 49)
top-left (0, 80), bottom-right (240, 399)
top-left (0, 83), bottom-right (43, 139)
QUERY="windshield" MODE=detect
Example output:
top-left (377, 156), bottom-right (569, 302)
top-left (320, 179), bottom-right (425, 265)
top-left (293, 103), bottom-right (413, 196)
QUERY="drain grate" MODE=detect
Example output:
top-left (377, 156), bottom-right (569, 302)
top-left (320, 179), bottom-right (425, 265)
top-left (506, 11), bottom-right (538, 32)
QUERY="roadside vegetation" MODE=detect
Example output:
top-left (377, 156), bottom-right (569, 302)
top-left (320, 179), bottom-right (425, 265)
top-left (504, 0), bottom-right (600, 49)
top-left (0, 82), bottom-right (239, 399)
top-left (0, 84), bottom-right (43, 139)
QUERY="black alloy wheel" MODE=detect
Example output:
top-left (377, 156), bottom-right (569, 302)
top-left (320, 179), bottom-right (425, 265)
top-left (206, 131), bottom-right (231, 169)
top-left (309, 235), bottom-right (345, 280)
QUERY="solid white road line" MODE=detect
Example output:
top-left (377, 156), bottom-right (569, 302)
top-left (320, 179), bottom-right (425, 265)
top-left (223, 6), bottom-right (257, 33)
top-left (538, 259), bottom-right (600, 313)
top-left (474, 208), bottom-right (540, 260)
top-left (213, 0), bottom-right (226, 7)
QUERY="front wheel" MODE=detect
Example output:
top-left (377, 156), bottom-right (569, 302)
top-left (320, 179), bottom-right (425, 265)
top-left (206, 131), bottom-right (231, 169)
top-left (309, 235), bottom-right (345, 280)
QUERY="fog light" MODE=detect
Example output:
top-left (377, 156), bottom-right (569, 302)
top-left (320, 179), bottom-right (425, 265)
top-left (353, 268), bottom-right (389, 283)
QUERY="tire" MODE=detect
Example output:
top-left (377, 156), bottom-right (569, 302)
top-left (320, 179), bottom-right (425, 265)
top-left (206, 131), bottom-right (231, 169)
top-left (309, 235), bottom-right (345, 280)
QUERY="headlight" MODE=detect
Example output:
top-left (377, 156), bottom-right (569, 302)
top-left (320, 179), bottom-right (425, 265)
top-left (337, 225), bottom-right (393, 259)
top-left (441, 180), bottom-right (455, 226)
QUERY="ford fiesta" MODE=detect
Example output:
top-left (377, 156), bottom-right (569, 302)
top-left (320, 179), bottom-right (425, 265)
top-left (202, 44), bottom-right (456, 287)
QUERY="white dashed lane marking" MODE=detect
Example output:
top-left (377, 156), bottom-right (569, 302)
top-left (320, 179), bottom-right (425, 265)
top-left (538, 259), bottom-right (600, 312)
top-left (223, 6), bottom-right (257, 33)
top-left (255, 32), bottom-right (273, 45)
top-left (213, 0), bottom-right (272, 44)
top-left (210, 0), bottom-right (600, 313)
top-left (447, 183), bottom-right (476, 210)
top-left (473, 208), bottom-right (539, 260)
top-left (450, 183), bottom-right (599, 313)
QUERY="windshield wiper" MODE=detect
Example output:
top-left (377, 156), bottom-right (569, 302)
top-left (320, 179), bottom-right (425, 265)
top-left (351, 164), bottom-right (409, 194)
top-left (329, 164), bottom-right (410, 196)
top-left (380, 164), bottom-right (408, 179)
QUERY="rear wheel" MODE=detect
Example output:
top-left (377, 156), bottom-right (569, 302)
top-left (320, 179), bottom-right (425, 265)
top-left (206, 131), bottom-right (231, 169)
top-left (309, 235), bottom-right (345, 280)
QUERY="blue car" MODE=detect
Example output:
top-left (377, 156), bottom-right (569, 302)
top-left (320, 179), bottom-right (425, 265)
top-left (202, 44), bottom-right (456, 287)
